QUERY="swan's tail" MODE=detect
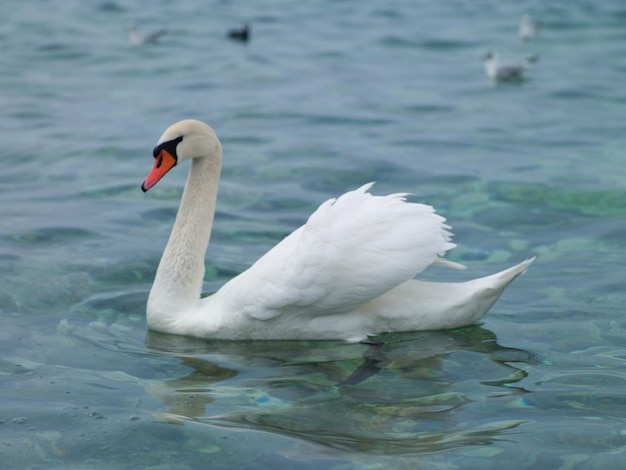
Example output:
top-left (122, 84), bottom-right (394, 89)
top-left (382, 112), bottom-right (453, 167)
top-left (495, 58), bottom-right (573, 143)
top-left (420, 256), bottom-right (536, 328)
top-left (479, 256), bottom-right (535, 281)
top-left (363, 257), bottom-right (536, 333)
top-left (442, 256), bottom-right (535, 324)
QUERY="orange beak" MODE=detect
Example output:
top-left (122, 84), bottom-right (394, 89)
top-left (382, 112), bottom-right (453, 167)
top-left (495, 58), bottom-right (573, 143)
top-left (141, 149), bottom-right (177, 192)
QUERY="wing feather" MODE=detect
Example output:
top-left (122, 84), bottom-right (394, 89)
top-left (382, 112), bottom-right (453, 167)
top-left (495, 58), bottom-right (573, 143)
top-left (226, 183), bottom-right (457, 320)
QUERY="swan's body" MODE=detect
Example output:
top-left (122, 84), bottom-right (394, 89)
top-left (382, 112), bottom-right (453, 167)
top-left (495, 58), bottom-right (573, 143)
top-left (483, 51), bottom-right (538, 82)
top-left (142, 120), bottom-right (534, 342)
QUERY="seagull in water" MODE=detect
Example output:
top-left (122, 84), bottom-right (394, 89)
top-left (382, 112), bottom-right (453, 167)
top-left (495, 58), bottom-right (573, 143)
top-left (227, 23), bottom-right (250, 42)
top-left (127, 22), bottom-right (167, 46)
top-left (483, 51), bottom-right (538, 82)
top-left (519, 14), bottom-right (542, 42)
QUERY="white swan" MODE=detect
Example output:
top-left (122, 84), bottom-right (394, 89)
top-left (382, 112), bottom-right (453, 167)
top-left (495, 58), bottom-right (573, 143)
top-left (141, 120), bottom-right (534, 342)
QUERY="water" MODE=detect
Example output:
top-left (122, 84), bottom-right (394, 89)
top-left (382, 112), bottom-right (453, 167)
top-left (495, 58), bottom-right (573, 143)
top-left (1, 0), bottom-right (625, 468)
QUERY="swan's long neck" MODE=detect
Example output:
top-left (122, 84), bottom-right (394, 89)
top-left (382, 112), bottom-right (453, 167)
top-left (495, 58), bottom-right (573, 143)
top-left (149, 155), bottom-right (221, 315)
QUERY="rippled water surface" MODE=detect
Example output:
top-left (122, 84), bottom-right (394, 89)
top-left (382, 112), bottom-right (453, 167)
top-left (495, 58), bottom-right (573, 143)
top-left (1, 0), bottom-right (625, 468)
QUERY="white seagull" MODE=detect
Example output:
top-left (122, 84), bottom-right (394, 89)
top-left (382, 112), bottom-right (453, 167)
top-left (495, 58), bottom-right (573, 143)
top-left (141, 119), bottom-right (535, 342)
top-left (519, 14), bottom-right (542, 42)
top-left (127, 22), bottom-right (167, 46)
top-left (483, 51), bottom-right (538, 82)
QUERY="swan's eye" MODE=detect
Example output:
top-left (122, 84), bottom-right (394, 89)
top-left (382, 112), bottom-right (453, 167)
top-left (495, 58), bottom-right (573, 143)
top-left (152, 135), bottom-right (183, 163)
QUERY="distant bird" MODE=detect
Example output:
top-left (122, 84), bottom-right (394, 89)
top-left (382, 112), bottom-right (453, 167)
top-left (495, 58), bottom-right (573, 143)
top-left (227, 23), bottom-right (250, 42)
top-left (127, 22), bottom-right (167, 46)
top-left (519, 14), bottom-right (542, 42)
top-left (483, 51), bottom-right (539, 82)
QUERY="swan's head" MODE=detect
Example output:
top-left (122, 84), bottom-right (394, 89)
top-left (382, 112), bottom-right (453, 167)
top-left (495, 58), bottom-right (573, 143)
top-left (141, 119), bottom-right (222, 192)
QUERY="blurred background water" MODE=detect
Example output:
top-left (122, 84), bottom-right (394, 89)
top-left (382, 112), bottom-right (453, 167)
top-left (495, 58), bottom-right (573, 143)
top-left (1, 0), bottom-right (625, 468)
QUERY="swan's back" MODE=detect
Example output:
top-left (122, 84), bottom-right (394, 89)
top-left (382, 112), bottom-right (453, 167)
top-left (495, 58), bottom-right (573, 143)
top-left (218, 183), bottom-right (455, 322)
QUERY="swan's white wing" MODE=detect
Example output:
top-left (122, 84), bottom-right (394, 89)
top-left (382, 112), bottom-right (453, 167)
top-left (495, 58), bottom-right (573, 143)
top-left (223, 183), bottom-right (457, 320)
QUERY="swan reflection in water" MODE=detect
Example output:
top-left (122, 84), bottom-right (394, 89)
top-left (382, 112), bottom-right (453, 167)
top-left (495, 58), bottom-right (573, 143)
top-left (144, 326), bottom-right (538, 455)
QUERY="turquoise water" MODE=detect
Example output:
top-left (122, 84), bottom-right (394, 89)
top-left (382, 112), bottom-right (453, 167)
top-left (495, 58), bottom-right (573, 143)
top-left (1, 0), bottom-right (625, 468)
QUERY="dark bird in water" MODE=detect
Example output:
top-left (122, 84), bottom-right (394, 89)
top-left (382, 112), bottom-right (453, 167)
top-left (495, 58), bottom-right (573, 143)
top-left (228, 23), bottom-right (250, 42)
